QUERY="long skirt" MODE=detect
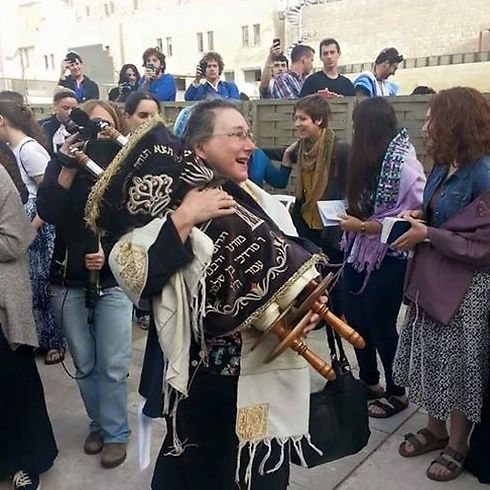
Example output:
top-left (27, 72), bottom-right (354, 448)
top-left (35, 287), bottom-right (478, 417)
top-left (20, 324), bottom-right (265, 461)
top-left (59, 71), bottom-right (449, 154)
top-left (394, 272), bottom-right (490, 423)
top-left (0, 329), bottom-right (58, 477)
top-left (24, 199), bottom-right (62, 351)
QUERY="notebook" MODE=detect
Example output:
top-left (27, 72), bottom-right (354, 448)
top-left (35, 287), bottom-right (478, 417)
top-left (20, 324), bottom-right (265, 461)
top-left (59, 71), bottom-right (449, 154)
top-left (317, 200), bottom-right (347, 227)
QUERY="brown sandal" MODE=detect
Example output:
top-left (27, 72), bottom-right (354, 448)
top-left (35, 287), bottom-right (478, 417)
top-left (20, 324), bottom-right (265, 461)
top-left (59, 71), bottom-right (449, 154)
top-left (399, 428), bottom-right (449, 457)
top-left (426, 446), bottom-right (465, 482)
top-left (44, 347), bottom-right (65, 365)
top-left (368, 396), bottom-right (408, 418)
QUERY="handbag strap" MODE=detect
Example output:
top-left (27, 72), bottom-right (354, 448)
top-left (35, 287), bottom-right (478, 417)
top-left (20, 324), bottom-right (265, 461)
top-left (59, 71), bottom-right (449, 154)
top-left (325, 322), bottom-right (349, 365)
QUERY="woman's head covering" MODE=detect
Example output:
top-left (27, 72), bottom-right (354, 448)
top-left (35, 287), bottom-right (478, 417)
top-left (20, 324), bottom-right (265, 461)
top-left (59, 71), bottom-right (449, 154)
top-left (173, 105), bottom-right (195, 138)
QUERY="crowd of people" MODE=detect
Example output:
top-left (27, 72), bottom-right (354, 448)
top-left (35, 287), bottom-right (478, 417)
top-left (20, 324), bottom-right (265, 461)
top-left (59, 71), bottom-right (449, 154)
top-left (0, 36), bottom-right (488, 490)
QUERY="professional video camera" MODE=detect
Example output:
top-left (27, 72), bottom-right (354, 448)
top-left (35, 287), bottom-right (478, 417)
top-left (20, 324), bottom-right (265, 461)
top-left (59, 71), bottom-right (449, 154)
top-left (64, 107), bottom-right (112, 140)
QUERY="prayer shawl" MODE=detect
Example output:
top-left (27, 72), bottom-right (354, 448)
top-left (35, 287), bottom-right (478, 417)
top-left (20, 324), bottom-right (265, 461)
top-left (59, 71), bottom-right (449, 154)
top-left (341, 129), bottom-right (425, 277)
top-left (353, 71), bottom-right (398, 97)
top-left (109, 182), bottom-right (320, 482)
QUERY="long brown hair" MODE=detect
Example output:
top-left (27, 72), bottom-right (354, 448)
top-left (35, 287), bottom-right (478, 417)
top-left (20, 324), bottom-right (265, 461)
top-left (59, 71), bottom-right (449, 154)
top-left (0, 101), bottom-right (48, 149)
top-left (427, 87), bottom-right (490, 166)
top-left (346, 97), bottom-right (398, 219)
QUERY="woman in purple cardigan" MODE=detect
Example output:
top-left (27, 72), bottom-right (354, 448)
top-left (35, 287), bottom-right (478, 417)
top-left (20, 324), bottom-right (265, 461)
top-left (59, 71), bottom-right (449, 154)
top-left (339, 97), bottom-right (426, 417)
top-left (393, 87), bottom-right (490, 483)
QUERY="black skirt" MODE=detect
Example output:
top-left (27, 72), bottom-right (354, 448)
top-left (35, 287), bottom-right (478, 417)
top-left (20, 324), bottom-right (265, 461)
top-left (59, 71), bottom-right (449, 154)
top-left (0, 330), bottom-right (58, 478)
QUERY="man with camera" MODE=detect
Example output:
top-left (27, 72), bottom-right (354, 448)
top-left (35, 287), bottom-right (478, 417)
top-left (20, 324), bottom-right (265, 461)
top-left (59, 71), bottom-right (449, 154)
top-left (58, 51), bottom-right (99, 103)
top-left (184, 51), bottom-right (240, 101)
top-left (259, 39), bottom-right (289, 99)
top-left (41, 89), bottom-right (78, 155)
top-left (139, 47), bottom-right (176, 101)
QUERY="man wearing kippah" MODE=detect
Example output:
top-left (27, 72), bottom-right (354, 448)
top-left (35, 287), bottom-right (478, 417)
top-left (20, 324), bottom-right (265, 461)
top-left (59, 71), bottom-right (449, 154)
top-left (354, 47), bottom-right (403, 97)
top-left (58, 51), bottom-right (100, 102)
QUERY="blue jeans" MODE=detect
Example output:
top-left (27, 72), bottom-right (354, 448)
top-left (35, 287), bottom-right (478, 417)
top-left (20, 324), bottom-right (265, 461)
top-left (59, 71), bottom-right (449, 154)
top-left (52, 286), bottom-right (132, 443)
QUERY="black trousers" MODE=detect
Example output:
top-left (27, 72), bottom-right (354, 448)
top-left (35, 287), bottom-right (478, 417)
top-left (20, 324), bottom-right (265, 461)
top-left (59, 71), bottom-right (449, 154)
top-left (343, 256), bottom-right (406, 397)
top-left (0, 330), bottom-right (58, 478)
top-left (151, 372), bottom-right (290, 490)
top-left (294, 216), bottom-right (344, 317)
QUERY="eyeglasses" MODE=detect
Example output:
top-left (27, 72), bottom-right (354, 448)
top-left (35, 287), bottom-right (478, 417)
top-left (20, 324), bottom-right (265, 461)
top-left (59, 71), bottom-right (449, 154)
top-left (212, 128), bottom-right (254, 142)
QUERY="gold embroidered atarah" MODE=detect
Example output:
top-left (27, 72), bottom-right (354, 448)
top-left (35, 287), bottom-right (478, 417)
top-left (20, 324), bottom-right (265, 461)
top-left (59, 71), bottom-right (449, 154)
top-left (113, 241), bottom-right (147, 297)
top-left (236, 403), bottom-right (269, 441)
top-left (84, 115), bottom-right (165, 232)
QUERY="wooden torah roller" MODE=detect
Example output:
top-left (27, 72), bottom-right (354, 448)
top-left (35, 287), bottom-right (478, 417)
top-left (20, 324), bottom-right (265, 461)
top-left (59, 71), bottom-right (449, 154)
top-left (252, 273), bottom-right (365, 381)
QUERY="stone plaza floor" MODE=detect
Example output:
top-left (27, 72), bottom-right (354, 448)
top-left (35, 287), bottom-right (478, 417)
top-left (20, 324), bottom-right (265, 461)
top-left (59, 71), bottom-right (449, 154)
top-left (1, 326), bottom-right (487, 490)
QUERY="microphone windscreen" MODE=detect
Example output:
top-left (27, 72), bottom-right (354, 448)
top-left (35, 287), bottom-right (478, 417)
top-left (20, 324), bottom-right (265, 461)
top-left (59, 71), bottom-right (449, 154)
top-left (70, 107), bottom-right (91, 126)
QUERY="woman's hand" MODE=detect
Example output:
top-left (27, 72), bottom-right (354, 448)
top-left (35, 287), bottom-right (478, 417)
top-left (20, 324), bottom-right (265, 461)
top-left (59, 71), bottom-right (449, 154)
top-left (391, 216), bottom-right (428, 251)
top-left (397, 209), bottom-right (424, 220)
top-left (178, 188), bottom-right (236, 226)
top-left (85, 244), bottom-right (105, 271)
top-left (338, 213), bottom-right (363, 233)
top-left (302, 295), bottom-right (328, 335)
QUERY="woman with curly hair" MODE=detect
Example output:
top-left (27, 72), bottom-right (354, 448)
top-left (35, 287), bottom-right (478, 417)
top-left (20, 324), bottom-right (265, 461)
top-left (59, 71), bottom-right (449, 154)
top-left (393, 87), bottom-right (490, 482)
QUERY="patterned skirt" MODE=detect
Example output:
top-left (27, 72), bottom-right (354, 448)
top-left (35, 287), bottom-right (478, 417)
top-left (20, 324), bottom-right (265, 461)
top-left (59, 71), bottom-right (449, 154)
top-left (24, 199), bottom-right (63, 351)
top-left (393, 272), bottom-right (490, 423)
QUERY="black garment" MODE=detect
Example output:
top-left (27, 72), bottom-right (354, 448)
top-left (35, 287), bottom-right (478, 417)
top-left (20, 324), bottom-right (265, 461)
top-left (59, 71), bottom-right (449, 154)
top-left (108, 86), bottom-right (137, 102)
top-left (0, 330), bottom-right (58, 478)
top-left (343, 257), bottom-right (407, 397)
top-left (37, 157), bottom-right (118, 289)
top-left (151, 371), bottom-right (290, 490)
top-left (40, 115), bottom-right (61, 155)
top-left (0, 141), bottom-right (28, 204)
top-left (300, 72), bottom-right (356, 98)
top-left (466, 371), bottom-right (490, 483)
top-left (58, 75), bottom-right (99, 102)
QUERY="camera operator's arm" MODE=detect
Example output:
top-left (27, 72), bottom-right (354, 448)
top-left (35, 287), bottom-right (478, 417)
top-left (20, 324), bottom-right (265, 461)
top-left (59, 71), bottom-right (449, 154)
top-left (58, 59), bottom-right (71, 85)
top-left (259, 43), bottom-right (282, 99)
top-left (37, 135), bottom-right (80, 225)
top-left (184, 65), bottom-right (204, 101)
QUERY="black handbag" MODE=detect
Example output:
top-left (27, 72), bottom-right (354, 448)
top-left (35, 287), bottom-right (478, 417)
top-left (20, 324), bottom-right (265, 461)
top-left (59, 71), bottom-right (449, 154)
top-left (291, 325), bottom-right (370, 468)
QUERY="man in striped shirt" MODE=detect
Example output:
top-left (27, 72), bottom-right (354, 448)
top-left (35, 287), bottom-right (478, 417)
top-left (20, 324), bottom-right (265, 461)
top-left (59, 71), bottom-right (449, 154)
top-left (272, 44), bottom-right (315, 99)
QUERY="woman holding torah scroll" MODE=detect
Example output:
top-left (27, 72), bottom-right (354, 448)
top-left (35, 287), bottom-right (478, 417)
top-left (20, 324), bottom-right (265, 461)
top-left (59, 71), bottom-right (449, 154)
top-left (84, 99), bottom-right (356, 489)
top-left (392, 87), bottom-right (490, 483)
top-left (339, 97), bottom-right (426, 417)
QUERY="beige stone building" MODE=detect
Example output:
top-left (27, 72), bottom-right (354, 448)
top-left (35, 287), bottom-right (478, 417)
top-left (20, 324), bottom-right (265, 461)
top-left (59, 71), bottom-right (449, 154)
top-left (1, 0), bottom-right (489, 100)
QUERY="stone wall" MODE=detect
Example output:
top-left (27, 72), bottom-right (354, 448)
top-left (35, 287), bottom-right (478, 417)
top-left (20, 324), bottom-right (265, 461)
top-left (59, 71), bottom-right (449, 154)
top-left (302, 0), bottom-right (490, 64)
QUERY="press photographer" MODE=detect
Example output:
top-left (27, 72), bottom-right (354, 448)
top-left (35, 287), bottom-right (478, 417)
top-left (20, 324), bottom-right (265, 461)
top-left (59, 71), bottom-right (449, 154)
top-left (108, 64), bottom-right (140, 103)
top-left (36, 100), bottom-right (133, 470)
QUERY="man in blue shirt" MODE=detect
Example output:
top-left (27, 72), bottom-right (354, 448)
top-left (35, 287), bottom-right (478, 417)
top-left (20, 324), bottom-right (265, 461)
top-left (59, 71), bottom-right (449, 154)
top-left (184, 51), bottom-right (239, 101)
top-left (139, 47), bottom-right (176, 102)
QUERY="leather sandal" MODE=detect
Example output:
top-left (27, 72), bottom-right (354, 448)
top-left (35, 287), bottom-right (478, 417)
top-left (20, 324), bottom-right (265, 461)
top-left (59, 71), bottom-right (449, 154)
top-left (44, 347), bottom-right (65, 365)
top-left (426, 446), bottom-right (465, 482)
top-left (368, 396), bottom-right (408, 418)
top-left (366, 386), bottom-right (386, 401)
top-left (399, 428), bottom-right (449, 457)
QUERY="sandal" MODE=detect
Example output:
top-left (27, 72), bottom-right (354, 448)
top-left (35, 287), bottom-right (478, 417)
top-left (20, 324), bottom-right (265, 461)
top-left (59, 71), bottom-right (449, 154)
top-left (427, 446), bottom-right (465, 482)
top-left (366, 386), bottom-right (386, 401)
top-left (44, 348), bottom-right (65, 365)
top-left (368, 396), bottom-right (408, 418)
top-left (399, 428), bottom-right (449, 457)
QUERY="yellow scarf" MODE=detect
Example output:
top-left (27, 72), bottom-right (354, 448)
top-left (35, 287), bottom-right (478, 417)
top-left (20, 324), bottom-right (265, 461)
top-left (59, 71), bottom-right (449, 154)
top-left (296, 128), bottom-right (335, 230)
